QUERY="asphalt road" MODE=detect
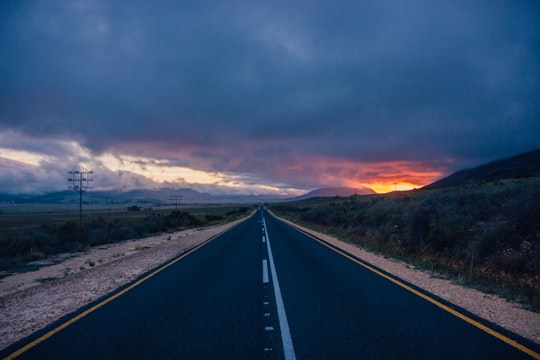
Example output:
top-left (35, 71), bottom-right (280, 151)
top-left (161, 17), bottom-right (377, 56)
top-left (3, 209), bottom-right (538, 359)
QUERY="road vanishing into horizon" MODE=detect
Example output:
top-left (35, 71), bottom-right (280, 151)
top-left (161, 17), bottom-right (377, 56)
top-left (3, 209), bottom-right (539, 359)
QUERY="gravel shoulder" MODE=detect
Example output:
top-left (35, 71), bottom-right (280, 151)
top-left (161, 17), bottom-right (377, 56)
top-left (1, 212), bottom-right (538, 352)
top-left (0, 217), bottom-right (248, 351)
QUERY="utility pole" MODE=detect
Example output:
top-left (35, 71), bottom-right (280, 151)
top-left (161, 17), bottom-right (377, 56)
top-left (68, 170), bottom-right (93, 227)
top-left (170, 194), bottom-right (182, 210)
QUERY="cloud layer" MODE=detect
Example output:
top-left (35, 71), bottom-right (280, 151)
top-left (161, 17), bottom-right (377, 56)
top-left (1, 1), bottom-right (539, 194)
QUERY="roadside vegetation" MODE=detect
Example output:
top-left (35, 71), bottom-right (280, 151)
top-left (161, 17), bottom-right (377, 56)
top-left (0, 205), bottom-right (252, 273)
top-left (271, 178), bottom-right (540, 309)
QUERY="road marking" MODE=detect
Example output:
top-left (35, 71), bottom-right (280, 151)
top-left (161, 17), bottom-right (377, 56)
top-left (263, 214), bottom-right (296, 360)
top-left (262, 259), bottom-right (269, 283)
top-left (262, 235), bottom-right (266, 243)
top-left (265, 326), bottom-right (274, 331)
top-left (276, 215), bottom-right (540, 360)
top-left (3, 222), bottom-right (244, 360)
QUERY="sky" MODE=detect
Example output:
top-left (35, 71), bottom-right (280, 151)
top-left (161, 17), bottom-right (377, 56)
top-left (1, 0), bottom-right (539, 196)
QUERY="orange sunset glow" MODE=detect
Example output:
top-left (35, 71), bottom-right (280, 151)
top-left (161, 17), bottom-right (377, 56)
top-left (1, 1), bottom-right (536, 198)
top-left (361, 182), bottom-right (421, 193)
top-left (350, 167), bottom-right (443, 193)
top-left (1, 3), bottom-right (539, 358)
top-left (307, 158), bottom-right (445, 194)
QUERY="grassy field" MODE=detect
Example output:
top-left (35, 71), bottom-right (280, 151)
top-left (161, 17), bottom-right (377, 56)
top-left (0, 204), bottom-right (250, 237)
top-left (271, 177), bottom-right (540, 310)
top-left (0, 203), bottom-right (255, 273)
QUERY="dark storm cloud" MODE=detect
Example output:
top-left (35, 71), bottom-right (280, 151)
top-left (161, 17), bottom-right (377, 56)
top-left (1, 0), bottom-right (539, 189)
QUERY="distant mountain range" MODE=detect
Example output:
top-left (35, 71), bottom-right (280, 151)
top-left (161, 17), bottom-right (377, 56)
top-left (425, 148), bottom-right (540, 190)
top-left (2, 148), bottom-right (539, 204)
top-left (292, 186), bottom-right (375, 200)
top-left (0, 186), bottom-right (376, 205)
top-left (0, 188), bottom-right (280, 205)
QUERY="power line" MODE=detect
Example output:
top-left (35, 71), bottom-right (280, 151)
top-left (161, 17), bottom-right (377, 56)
top-left (68, 170), bottom-right (93, 227)
top-left (170, 194), bottom-right (182, 209)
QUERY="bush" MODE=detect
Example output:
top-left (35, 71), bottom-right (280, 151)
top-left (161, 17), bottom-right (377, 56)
top-left (0, 209), bottom-right (210, 272)
top-left (163, 211), bottom-right (201, 228)
top-left (109, 226), bottom-right (138, 241)
top-left (272, 178), bottom-right (540, 308)
top-left (205, 214), bottom-right (224, 222)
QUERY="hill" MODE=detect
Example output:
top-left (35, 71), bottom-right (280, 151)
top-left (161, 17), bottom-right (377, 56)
top-left (294, 186), bottom-right (375, 200)
top-left (425, 148), bottom-right (540, 189)
top-left (271, 176), bottom-right (540, 309)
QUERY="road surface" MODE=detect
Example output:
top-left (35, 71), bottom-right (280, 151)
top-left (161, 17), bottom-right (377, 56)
top-left (2, 209), bottom-right (538, 359)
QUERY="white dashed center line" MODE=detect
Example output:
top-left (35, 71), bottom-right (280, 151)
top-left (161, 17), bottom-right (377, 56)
top-left (262, 214), bottom-right (296, 360)
top-left (262, 259), bottom-right (269, 283)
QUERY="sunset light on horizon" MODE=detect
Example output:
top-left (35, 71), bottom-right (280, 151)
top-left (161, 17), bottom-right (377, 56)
top-left (0, 140), bottom-right (442, 195)
top-left (1, 1), bottom-right (538, 196)
top-left (362, 182), bottom-right (423, 194)
top-left (2, 4), bottom-right (540, 358)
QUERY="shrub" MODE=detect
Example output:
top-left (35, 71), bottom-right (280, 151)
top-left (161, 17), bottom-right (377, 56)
top-left (109, 226), bottom-right (138, 241)
top-left (0, 209), bottom-right (212, 272)
top-left (163, 211), bottom-right (201, 228)
top-left (205, 214), bottom-right (224, 222)
top-left (272, 178), bottom-right (540, 308)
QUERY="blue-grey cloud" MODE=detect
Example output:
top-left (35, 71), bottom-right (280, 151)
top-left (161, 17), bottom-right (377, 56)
top-left (1, 0), bottom-right (539, 193)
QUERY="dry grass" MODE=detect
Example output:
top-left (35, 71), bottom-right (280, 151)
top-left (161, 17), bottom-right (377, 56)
top-left (0, 204), bottom-right (254, 273)
top-left (272, 178), bottom-right (540, 309)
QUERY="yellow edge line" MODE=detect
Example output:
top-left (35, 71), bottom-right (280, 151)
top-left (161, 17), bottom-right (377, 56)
top-left (4, 217), bottom-right (248, 360)
top-left (279, 217), bottom-right (540, 360)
